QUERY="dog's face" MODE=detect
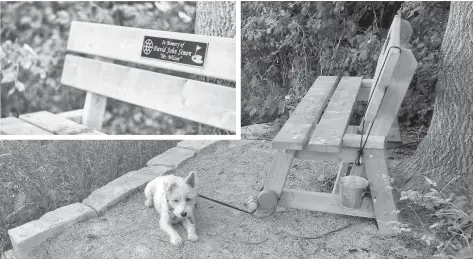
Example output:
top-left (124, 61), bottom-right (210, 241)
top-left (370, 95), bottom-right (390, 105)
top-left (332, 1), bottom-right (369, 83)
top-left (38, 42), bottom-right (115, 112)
top-left (166, 171), bottom-right (197, 220)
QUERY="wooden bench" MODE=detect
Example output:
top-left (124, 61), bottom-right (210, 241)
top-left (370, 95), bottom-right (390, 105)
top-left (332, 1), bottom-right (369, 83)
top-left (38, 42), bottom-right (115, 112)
top-left (251, 15), bottom-right (417, 235)
top-left (0, 21), bottom-right (236, 135)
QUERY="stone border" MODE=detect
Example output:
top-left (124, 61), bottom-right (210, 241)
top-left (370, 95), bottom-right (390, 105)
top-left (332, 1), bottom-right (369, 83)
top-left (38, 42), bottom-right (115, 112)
top-left (5, 140), bottom-right (220, 259)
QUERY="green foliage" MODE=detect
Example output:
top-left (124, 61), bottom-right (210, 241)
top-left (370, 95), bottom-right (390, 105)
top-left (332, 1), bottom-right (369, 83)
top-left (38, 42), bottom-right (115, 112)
top-left (0, 1), bottom-right (203, 134)
top-left (241, 1), bottom-right (450, 127)
top-left (395, 177), bottom-right (473, 257)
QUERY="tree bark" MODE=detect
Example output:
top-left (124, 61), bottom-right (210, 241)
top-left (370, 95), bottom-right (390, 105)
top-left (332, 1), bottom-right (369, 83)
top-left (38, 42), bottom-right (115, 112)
top-left (194, 1), bottom-right (236, 135)
top-left (401, 2), bottom-right (473, 191)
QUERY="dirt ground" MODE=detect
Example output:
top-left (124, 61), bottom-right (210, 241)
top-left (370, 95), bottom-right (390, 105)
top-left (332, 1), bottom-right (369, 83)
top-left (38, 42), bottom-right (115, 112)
top-left (28, 139), bottom-right (421, 259)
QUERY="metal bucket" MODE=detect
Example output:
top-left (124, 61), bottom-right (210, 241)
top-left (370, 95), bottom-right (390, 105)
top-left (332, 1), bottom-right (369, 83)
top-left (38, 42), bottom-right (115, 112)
top-left (339, 176), bottom-right (369, 209)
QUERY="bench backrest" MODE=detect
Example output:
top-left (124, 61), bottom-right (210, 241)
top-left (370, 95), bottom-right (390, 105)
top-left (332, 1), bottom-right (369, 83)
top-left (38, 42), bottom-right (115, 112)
top-left (360, 15), bottom-right (417, 137)
top-left (60, 21), bottom-right (236, 132)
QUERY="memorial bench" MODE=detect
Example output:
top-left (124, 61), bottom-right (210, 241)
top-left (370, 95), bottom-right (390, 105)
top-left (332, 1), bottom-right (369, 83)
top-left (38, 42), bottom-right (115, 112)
top-left (251, 15), bottom-right (417, 235)
top-left (0, 21), bottom-right (236, 135)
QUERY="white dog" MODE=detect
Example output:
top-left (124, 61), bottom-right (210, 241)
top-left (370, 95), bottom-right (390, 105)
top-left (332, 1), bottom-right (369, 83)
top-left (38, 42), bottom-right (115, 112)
top-left (144, 171), bottom-right (199, 247)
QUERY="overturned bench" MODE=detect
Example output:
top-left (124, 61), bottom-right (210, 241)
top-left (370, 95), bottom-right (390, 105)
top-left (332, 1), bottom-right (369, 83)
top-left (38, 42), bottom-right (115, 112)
top-left (0, 21), bottom-right (236, 135)
top-left (251, 15), bottom-right (417, 235)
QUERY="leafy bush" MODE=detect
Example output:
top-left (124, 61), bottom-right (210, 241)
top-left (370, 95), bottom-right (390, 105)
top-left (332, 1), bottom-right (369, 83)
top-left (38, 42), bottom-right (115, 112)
top-left (241, 1), bottom-right (450, 127)
top-left (0, 1), bottom-right (207, 135)
top-left (393, 177), bottom-right (473, 257)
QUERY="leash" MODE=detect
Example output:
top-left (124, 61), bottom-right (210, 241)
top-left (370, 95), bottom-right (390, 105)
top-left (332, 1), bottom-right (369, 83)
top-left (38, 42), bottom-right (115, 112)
top-left (354, 46), bottom-right (401, 166)
top-left (198, 194), bottom-right (253, 214)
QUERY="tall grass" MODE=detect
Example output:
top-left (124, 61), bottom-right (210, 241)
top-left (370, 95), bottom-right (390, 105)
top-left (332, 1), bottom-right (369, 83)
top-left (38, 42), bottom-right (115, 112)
top-left (0, 140), bottom-right (178, 253)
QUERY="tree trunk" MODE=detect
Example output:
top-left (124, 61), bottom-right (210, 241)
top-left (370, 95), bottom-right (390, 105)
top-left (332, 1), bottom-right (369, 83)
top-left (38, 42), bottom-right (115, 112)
top-left (401, 2), bottom-right (473, 191)
top-left (194, 1), bottom-right (236, 135)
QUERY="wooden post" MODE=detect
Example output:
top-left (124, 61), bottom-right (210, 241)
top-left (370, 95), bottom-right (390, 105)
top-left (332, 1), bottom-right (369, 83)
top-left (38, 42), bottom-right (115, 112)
top-left (363, 149), bottom-right (399, 235)
top-left (254, 150), bottom-right (295, 217)
top-left (82, 92), bottom-right (107, 130)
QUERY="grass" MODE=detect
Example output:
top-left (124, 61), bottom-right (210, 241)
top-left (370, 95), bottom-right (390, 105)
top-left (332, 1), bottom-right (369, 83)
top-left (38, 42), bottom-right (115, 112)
top-left (0, 140), bottom-right (178, 253)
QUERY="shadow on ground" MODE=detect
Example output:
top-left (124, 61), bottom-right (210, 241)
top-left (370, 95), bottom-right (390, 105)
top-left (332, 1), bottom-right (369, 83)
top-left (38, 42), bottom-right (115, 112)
top-left (29, 140), bottom-right (412, 259)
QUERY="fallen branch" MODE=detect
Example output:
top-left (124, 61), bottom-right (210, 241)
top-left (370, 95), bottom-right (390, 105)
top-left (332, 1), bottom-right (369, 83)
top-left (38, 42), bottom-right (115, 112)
top-left (286, 223), bottom-right (351, 240)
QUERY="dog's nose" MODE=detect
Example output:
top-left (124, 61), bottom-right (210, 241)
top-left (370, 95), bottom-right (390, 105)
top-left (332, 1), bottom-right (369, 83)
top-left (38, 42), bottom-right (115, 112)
top-left (180, 212), bottom-right (187, 217)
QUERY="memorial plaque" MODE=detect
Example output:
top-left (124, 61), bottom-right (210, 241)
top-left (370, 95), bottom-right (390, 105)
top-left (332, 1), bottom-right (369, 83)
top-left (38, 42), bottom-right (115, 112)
top-left (141, 36), bottom-right (208, 67)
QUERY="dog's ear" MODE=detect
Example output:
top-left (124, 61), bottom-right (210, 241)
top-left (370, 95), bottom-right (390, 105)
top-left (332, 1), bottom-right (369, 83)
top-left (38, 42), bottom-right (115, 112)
top-left (166, 182), bottom-right (176, 193)
top-left (184, 171), bottom-right (196, 188)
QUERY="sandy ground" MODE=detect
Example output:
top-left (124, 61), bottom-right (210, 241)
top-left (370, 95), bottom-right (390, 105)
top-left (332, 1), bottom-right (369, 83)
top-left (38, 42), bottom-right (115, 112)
top-left (28, 140), bottom-right (412, 259)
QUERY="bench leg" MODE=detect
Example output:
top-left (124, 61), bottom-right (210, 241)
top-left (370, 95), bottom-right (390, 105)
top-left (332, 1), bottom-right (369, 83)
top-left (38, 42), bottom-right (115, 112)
top-left (254, 150), bottom-right (295, 217)
top-left (83, 92), bottom-right (107, 130)
top-left (363, 149), bottom-right (399, 235)
top-left (387, 119), bottom-right (402, 145)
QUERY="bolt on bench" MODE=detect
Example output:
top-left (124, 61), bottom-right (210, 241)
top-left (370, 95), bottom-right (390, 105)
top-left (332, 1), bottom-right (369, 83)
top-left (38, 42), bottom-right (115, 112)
top-left (251, 15), bottom-right (417, 235)
top-left (0, 21), bottom-right (236, 135)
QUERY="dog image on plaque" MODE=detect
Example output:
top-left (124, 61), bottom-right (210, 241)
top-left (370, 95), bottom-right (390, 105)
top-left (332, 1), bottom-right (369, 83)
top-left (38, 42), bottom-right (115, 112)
top-left (191, 45), bottom-right (203, 64)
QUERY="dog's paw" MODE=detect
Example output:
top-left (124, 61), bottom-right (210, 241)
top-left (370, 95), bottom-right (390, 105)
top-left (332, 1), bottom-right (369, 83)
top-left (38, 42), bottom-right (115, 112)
top-left (144, 199), bottom-right (152, 208)
top-left (188, 234), bottom-right (199, 242)
top-left (170, 236), bottom-right (184, 247)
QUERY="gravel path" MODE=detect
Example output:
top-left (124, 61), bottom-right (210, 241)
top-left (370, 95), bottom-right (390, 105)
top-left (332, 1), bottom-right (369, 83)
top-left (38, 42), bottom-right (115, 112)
top-left (28, 140), bottom-right (392, 259)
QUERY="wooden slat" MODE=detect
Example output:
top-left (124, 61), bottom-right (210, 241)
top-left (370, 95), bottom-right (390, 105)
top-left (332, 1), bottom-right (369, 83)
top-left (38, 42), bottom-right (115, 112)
top-left (362, 15), bottom-right (402, 126)
top-left (67, 21), bottom-right (236, 81)
top-left (370, 49), bottom-right (417, 137)
top-left (363, 48), bottom-right (400, 125)
top-left (0, 117), bottom-right (53, 135)
top-left (278, 189), bottom-right (375, 218)
top-left (295, 149), bottom-right (358, 163)
top-left (349, 163), bottom-right (366, 179)
top-left (384, 15), bottom-right (401, 55)
top-left (307, 77), bottom-right (363, 152)
top-left (19, 111), bottom-right (106, 135)
top-left (294, 134), bottom-right (385, 163)
top-left (356, 79), bottom-right (373, 101)
top-left (347, 123), bottom-right (401, 143)
top-left (386, 119), bottom-right (401, 142)
top-left (58, 109), bottom-right (82, 123)
top-left (272, 76), bottom-right (340, 150)
top-left (61, 55), bottom-right (236, 132)
top-left (363, 149), bottom-right (399, 235)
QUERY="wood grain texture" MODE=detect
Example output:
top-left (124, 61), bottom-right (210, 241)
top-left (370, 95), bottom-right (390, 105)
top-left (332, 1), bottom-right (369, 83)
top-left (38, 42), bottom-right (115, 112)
top-left (363, 149), bottom-right (399, 235)
top-left (66, 21), bottom-right (236, 81)
top-left (307, 77), bottom-right (363, 152)
top-left (356, 79), bottom-right (373, 101)
top-left (363, 48), bottom-right (400, 125)
top-left (370, 49), bottom-right (417, 137)
top-left (0, 117), bottom-right (53, 135)
top-left (61, 55), bottom-right (236, 131)
top-left (57, 109), bottom-right (83, 124)
top-left (363, 16), bottom-right (403, 126)
top-left (278, 189), bottom-right (375, 218)
top-left (82, 92), bottom-right (107, 130)
top-left (19, 111), bottom-right (106, 135)
top-left (346, 123), bottom-right (401, 143)
top-left (272, 76), bottom-right (340, 150)
top-left (263, 150), bottom-right (295, 196)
